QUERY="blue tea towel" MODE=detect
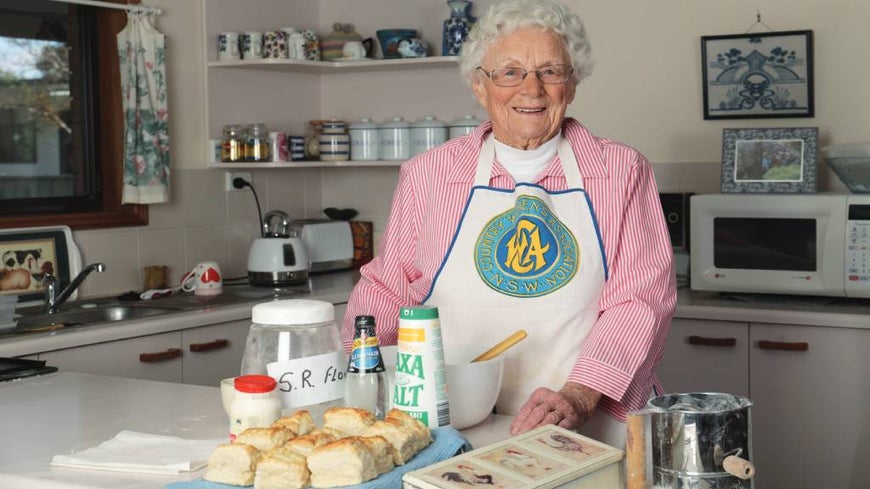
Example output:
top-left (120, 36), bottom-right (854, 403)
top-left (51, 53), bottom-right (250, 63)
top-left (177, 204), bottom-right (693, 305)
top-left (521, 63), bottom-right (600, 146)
top-left (166, 426), bottom-right (472, 489)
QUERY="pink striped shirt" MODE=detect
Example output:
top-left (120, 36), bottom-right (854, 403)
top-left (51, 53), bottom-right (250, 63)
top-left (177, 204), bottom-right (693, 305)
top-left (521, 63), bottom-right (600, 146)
top-left (342, 118), bottom-right (676, 421)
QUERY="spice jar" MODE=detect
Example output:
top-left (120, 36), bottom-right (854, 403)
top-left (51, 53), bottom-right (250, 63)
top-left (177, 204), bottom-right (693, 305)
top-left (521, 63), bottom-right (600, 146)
top-left (240, 299), bottom-right (346, 422)
top-left (245, 123), bottom-right (270, 162)
top-left (319, 118), bottom-right (350, 161)
top-left (221, 124), bottom-right (245, 162)
top-left (229, 374), bottom-right (282, 441)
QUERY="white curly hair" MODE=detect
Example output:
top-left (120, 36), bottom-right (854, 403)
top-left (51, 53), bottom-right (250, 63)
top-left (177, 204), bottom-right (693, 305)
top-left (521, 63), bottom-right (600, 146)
top-left (458, 0), bottom-right (593, 87)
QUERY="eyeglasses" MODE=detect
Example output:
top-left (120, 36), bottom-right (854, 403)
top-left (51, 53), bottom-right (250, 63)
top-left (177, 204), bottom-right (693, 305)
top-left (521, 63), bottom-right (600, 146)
top-left (476, 64), bottom-right (574, 87)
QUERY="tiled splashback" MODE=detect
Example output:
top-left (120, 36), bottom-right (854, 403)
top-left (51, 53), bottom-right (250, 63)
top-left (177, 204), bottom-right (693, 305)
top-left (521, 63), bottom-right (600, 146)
top-left (71, 167), bottom-right (398, 299)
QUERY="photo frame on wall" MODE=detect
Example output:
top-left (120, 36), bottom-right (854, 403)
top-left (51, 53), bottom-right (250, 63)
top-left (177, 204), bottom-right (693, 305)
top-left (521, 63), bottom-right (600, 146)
top-left (701, 30), bottom-right (814, 120)
top-left (720, 127), bottom-right (819, 194)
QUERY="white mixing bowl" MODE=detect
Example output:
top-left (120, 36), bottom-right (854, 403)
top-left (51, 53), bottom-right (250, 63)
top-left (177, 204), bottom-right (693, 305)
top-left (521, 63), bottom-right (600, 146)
top-left (382, 343), bottom-right (504, 430)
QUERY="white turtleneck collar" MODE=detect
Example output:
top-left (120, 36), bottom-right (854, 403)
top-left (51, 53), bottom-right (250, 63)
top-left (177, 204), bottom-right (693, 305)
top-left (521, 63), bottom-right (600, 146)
top-left (493, 134), bottom-right (560, 183)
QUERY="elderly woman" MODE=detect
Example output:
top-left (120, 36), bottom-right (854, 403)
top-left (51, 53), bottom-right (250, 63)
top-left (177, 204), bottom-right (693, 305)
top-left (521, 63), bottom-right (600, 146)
top-left (342, 0), bottom-right (675, 448)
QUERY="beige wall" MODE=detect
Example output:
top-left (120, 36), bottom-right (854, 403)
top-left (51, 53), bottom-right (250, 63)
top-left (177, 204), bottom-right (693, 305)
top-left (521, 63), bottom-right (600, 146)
top-left (72, 0), bottom-right (868, 298)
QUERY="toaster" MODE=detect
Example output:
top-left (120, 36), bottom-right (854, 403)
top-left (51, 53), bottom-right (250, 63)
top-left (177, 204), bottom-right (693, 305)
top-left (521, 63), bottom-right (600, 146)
top-left (291, 219), bottom-right (354, 273)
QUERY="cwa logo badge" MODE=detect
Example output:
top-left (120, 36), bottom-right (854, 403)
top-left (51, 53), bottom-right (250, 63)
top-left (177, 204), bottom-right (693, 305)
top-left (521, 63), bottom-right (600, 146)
top-left (475, 195), bottom-right (578, 297)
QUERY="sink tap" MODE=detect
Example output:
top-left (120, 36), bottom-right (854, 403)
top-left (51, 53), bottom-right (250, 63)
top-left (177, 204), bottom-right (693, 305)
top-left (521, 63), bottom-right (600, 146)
top-left (44, 263), bottom-right (106, 314)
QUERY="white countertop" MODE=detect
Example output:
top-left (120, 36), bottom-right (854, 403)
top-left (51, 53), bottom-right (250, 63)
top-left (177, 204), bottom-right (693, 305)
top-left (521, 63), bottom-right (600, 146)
top-left (0, 372), bottom-right (514, 489)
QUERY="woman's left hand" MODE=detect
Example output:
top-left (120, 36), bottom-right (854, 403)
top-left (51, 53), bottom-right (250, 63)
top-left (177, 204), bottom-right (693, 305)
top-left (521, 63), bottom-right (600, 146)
top-left (509, 382), bottom-right (602, 435)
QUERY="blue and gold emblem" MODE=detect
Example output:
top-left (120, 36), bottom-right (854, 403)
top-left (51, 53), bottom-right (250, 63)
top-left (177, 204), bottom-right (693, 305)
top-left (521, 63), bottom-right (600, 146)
top-left (475, 195), bottom-right (578, 297)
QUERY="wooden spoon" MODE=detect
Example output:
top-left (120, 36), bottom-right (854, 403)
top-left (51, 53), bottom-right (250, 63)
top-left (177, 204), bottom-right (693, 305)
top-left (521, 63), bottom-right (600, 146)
top-left (472, 330), bottom-right (527, 362)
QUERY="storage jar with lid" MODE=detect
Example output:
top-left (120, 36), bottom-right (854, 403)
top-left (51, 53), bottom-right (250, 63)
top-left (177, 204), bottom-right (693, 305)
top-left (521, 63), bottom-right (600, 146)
top-left (221, 124), bottom-right (245, 162)
top-left (245, 123), bottom-right (271, 162)
top-left (241, 299), bottom-right (346, 421)
top-left (411, 115), bottom-right (448, 156)
top-left (348, 118), bottom-right (379, 161)
top-left (378, 116), bottom-right (411, 161)
top-left (304, 120), bottom-right (323, 160)
top-left (319, 118), bottom-right (350, 161)
top-left (229, 374), bottom-right (282, 441)
top-left (448, 114), bottom-right (482, 139)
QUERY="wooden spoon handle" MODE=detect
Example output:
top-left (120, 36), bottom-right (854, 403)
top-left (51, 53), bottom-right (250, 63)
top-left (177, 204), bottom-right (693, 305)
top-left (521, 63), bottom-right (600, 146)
top-left (625, 413), bottom-right (647, 489)
top-left (472, 330), bottom-right (527, 362)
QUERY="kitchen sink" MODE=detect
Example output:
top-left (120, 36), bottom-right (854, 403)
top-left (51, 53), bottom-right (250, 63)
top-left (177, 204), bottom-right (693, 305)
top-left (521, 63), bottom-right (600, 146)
top-left (15, 304), bottom-right (182, 332)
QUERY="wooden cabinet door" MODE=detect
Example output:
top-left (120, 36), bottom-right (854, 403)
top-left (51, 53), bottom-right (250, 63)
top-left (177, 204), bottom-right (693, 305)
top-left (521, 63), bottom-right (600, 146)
top-left (39, 332), bottom-right (182, 383)
top-left (657, 318), bottom-right (749, 397)
top-left (181, 319), bottom-right (250, 387)
top-left (749, 323), bottom-right (870, 489)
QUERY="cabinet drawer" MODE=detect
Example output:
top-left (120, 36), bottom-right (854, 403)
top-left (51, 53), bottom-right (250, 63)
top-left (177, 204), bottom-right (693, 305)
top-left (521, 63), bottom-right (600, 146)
top-left (39, 332), bottom-right (182, 383)
top-left (657, 318), bottom-right (749, 397)
top-left (181, 320), bottom-right (249, 387)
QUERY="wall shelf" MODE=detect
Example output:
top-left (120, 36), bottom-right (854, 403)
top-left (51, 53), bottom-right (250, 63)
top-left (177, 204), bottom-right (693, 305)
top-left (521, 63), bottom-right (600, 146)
top-left (209, 160), bottom-right (403, 169)
top-left (207, 56), bottom-right (460, 74)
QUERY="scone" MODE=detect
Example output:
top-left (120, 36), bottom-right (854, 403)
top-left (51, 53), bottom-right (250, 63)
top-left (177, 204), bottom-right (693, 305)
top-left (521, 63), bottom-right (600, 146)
top-left (204, 443), bottom-right (260, 486)
top-left (272, 409), bottom-right (315, 436)
top-left (254, 446), bottom-right (309, 489)
top-left (283, 430), bottom-right (338, 457)
top-left (233, 427), bottom-right (294, 451)
top-left (307, 437), bottom-right (378, 487)
top-left (310, 426), bottom-right (348, 439)
top-left (363, 419), bottom-right (418, 465)
top-left (322, 406), bottom-right (377, 436)
top-left (386, 408), bottom-right (433, 452)
top-left (360, 435), bottom-right (395, 475)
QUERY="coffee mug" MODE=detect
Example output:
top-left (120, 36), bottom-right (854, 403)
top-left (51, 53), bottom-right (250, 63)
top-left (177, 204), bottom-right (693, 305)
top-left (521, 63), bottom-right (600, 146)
top-left (241, 31), bottom-right (263, 59)
top-left (181, 260), bottom-right (223, 296)
top-left (263, 30), bottom-right (288, 59)
top-left (217, 32), bottom-right (240, 61)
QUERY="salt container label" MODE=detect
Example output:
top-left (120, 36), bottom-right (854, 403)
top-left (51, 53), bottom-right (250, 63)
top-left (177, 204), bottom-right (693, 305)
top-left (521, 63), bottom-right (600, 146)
top-left (267, 351), bottom-right (346, 408)
top-left (393, 306), bottom-right (450, 428)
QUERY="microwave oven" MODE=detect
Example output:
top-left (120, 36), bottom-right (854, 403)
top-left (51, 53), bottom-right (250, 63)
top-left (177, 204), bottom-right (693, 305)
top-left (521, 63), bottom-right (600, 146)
top-left (690, 193), bottom-right (870, 298)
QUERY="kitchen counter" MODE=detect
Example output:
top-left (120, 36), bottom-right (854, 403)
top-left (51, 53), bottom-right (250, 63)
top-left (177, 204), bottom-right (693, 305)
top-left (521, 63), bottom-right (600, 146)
top-left (5, 271), bottom-right (870, 360)
top-left (0, 372), bottom-right (514, 489)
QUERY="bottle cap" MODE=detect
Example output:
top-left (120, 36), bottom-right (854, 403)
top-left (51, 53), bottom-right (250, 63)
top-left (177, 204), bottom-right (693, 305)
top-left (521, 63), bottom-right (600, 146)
top-left (354, 315), bottom-right (376, 329)
top-left (234, 374), bottom-right (277, 393)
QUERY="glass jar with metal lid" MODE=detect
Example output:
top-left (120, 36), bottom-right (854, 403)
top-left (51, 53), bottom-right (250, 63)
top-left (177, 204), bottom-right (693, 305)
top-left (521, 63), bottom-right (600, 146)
top-left (241, 299), bottom-right (346, 421)
top-left (221, 124), bottom-right (245, 162)
top-left (245, 123), bottom-right (271, 162)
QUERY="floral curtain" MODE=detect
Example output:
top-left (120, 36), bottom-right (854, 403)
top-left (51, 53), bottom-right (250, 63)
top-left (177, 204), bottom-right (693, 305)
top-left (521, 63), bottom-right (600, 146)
top-left (117, 9), bottom-right (170, 204)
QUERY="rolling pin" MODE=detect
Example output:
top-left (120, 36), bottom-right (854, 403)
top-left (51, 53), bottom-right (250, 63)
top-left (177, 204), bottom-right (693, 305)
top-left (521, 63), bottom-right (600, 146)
top-left (472, 330), bottom-right (527, 362)
top-left (625, 412), bottom-right (647, 489)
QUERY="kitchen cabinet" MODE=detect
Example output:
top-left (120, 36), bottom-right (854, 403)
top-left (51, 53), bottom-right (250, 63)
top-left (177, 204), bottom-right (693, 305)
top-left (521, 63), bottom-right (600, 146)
top-left (659, 317), bottom-right (870, 489)
top-left (748, 322), bottom-right (870, 489)
top-left (181, 319), bottom-right (250, 386)
top-left (657, 318), bottom-right (749, 397)
top-left (202, 0), bottom-right (486, 169)
top-left (38, 332), bottom-right (182, 383)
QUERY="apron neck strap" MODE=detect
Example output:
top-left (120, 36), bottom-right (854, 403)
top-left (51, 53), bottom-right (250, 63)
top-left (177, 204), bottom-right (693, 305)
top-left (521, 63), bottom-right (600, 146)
top-left (474, 134), bottom-right (585, 188)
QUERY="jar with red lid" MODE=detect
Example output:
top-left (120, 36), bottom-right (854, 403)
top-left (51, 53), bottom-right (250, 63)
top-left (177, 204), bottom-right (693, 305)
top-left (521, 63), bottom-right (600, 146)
top-left (229, 374), bottom-right (281, 441)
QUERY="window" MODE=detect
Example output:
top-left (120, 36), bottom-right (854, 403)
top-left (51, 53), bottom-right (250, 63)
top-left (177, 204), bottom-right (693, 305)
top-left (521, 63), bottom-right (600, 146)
top-left (0, 0), bottom-right (146, 229)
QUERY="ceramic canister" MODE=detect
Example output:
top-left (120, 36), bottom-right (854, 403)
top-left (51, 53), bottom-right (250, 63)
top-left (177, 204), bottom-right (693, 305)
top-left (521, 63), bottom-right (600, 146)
top-left (448, 114), bottom-right (482, 139)
top-left (410, 115), bottom-right (448, 156)
top-left (319, 119), bottom-right (350, 161)
top-left (348, 118), bottom-right (379, 161)
top-left (378, 116), bottom-right (411, 161)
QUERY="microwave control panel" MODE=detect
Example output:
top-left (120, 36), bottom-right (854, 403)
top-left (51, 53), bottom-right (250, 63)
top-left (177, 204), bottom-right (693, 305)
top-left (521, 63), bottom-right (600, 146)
top-left (846, 203), bottom-right (870, 292)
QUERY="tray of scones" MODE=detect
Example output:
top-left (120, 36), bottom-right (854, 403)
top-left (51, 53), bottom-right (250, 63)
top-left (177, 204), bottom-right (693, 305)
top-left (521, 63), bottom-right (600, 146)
top-left (204, 406), bottom-right (443, 488)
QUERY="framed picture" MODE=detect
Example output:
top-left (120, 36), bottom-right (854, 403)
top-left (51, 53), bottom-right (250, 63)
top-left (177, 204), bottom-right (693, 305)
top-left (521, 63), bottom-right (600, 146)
top-left (701, 30), bottom-right (814, 120)
top-left (0, 226), bottom-right (79, 304)
top-left (720, 127), bottom-right (819, 194)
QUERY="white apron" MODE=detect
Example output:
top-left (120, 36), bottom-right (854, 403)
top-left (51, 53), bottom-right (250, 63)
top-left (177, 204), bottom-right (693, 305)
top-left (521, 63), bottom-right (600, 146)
top-left (424, 135), bottom-right (607, 417)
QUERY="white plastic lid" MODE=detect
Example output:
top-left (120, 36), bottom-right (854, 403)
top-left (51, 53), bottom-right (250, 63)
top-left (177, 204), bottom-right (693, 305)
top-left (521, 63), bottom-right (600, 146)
top-left (412, 115), bottom-right (446, 128)
top-left (822, 143), bottom-right (870, 159)
top-left (449, 114), bottom-right (482, 128)
top-left (379, 116), bottom-right (410, 128)
top-left (349, 117), bottom-right (378, 129)
top-left (252, 299), bottom-right (335, 325)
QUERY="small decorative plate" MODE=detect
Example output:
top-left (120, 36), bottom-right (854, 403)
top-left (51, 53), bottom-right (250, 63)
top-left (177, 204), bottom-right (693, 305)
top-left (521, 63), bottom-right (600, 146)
top-left (0, 226), bottom-right (81, 305)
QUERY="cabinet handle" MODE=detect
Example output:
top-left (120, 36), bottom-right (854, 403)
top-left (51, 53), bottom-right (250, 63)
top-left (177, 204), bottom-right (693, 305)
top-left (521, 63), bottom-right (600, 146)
top-left (687, 335), bottom-right (737, 347)
top-left (139, 347), bottom-right (182, 363)
top-left (189, 339), bottom-right (229, 353)
top-left (757, 340), bottom-right (809, 352)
